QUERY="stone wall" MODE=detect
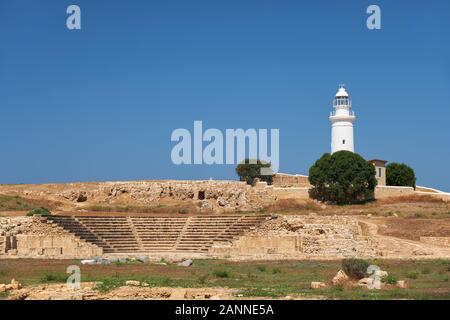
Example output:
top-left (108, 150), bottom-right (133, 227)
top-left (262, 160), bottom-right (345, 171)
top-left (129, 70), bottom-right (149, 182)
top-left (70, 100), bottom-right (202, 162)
top-left (209, 215), bottom-right (377, 259)
top-left (0, 236), bottom-right (5, 254)
top-left (0, 217), bottom-right (102, 259)
top-left (272, 174), bottom-right (311, 188)
top-left (375, 186), bottom-right (450, 202)
top-left (14, 235), bottom-right (102, 259)
top-left (273, 187), bottom-right (310, 200)
top-left (374, 186), bottom-right (415, 199)
top-left (210, 235), bottom-right (301, 257)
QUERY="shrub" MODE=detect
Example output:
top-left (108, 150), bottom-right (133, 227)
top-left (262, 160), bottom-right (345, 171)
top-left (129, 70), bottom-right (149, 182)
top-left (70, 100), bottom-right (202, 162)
top-left (332, 284), bottom-right (344, 292)
top-left (256, 265), bottom-right (266, 272)
top-left (386, 163), bottom-right (416, 189)
top-left (406, 271), bottom-right (419, 279)
top-left (382, 275), bottom-right (397, 285)
top-left (309, 151), bottom-right (377, 204)
top-left (94, 278), bottom-right (125, 293)
top-left (421, 268), bottom-right (431, 275)
top-left (272, 268), bottom-right (281, 274)
top-left (26, 207), bottom-right (51, 216)
top-left (41, 273), bottom-right (68, 283)
top-left (213, 270), bottom-right (229, 278)
top-left (341, 258), bottom-right (370, 279)
top-left (197, 274), bottom-right (209, 284)
top-left (236, 159), bottom-right (274, 185)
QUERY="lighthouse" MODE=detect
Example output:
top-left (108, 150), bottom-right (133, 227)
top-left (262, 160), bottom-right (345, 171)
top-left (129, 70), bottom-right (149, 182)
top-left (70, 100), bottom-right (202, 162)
top-left (329, 85), bottom-right (355, 153)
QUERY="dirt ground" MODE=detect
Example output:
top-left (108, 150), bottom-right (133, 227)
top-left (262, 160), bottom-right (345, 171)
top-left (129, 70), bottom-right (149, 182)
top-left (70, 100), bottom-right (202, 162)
top-left (372, 218), bottom-right (450, 241)
top-left (270, 196), bottom-right (450, 218)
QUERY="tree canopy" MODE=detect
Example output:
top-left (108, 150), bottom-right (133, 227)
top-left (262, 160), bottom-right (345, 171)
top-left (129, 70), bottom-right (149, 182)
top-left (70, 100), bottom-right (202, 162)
top-left (308, 151), bottom-right (377, 204)
top-left (386, 162), bottom-right (416, 189)
top-left (235, 159), bottom-right (274, 185)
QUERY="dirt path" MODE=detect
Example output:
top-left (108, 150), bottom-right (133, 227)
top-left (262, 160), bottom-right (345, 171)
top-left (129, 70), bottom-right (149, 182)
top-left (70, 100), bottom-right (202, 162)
top-left (359, 218), bottom-right (450, 258)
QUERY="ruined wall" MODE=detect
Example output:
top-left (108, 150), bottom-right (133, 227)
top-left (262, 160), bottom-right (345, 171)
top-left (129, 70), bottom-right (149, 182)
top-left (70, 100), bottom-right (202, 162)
top-left (272, 174), bottom-right (311, 188)
top-left (374, 186), bottom-right (415, 199)
top-left (273, 187), bottom-right (310, 200)
top-left (0, 236), bottom-right (5, 254)
top-left (209, 215), bottom-right (377, 259)
top-left (15, 235), bottom-right (102, 258)
top-left (210, 235), bottom-right (300, 257)
top-left (375, 186), bottom-right (450, 202)
top-left (2, 180), bottom-right (276, 212)
top-left (0, 217), bottom-right (102, 259)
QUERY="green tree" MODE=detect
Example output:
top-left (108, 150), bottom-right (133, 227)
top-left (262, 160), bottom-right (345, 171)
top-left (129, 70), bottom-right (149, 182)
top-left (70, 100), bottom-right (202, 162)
top-left (308, 151), bottom-right (377, 204)
top-left (235, 159), bottom-right (274, 185)
top-left (386, 162), bottom-right (416, 189)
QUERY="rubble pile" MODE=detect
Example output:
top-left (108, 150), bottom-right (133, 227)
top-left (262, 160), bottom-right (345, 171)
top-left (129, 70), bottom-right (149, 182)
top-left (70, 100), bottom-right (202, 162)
top-left (0, 217), bottom-right (65, 237)
top-left (13, 180), bottom-right (276, 212)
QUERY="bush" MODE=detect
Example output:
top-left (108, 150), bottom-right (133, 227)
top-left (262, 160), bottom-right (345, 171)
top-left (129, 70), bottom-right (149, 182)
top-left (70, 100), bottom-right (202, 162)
top-left (341, 258), bottom-right (370, 279)
top-left (197, 274), bottom-right (209, 284)
top-left (256, 265), bottom-right (266, 272)
top-left (213, 270), bottom-right (229, 278)
top-left (236, 159), bottom-right (274, 185)
top-left (272, 268), bottom-right (281, 274)
top-left (94, 278), bottom-right (125, 293)
top-left (421, 268), bottom-right (431, 275)
top-left (332, 284), bottom-right (344, 292)
top-left (386, 163), bottom-right (416, 189)
top-left (41, 273), bottom-right (68, 283)
top-left (26, 207), bottom-right (51, 216)
top-left (406, 271), bottom-right (419, 279)
top-left (309, 151), bottom-right (377, 204)
top-left (382, 275), bottom-right (397, 285)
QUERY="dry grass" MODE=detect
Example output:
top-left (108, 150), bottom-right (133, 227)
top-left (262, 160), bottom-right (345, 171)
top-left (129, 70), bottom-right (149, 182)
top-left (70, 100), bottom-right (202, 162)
top-left (264, 199), bottom-right (321, 214)
top-left (379, 194), bottom-right (445, 205)
top-left (0, 194), bottom-right (62, 213)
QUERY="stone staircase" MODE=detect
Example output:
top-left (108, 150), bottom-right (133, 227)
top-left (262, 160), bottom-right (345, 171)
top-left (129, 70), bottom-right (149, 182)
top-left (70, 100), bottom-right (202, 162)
top-left (43, 215), bottom-right (269, 253)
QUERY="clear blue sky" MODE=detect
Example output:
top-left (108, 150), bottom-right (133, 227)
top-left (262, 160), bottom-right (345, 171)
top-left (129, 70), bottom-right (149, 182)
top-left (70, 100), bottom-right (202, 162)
top-left (1, 0), bottom-right (449, 191)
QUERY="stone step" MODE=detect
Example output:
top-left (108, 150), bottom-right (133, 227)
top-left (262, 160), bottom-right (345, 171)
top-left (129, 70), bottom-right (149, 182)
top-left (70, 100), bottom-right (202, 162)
top-left (45, 214), bottom-right (268, 253)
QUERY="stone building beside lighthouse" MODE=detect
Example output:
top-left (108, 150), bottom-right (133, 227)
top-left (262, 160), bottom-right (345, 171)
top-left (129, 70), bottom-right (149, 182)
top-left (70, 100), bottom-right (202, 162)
top-left (330, 85), bottom-right (355, 153)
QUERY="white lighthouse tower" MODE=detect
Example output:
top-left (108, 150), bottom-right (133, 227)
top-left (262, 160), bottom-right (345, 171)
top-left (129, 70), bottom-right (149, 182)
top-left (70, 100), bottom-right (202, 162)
top-left (329, 85), bottom-right (355, 153)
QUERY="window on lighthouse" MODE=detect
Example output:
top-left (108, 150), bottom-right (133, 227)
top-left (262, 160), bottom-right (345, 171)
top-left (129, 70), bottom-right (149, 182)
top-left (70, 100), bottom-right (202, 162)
top-left (342, 139), bottom-right (346, 145)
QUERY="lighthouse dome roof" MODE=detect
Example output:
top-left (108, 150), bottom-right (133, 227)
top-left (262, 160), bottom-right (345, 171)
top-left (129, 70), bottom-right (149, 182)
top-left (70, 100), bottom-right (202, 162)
top-left (335, 86), bottom-right (349, 98)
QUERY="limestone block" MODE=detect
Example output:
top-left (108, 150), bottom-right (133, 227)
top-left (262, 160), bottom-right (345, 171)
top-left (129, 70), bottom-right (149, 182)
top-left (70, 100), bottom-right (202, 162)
top-left (310, 282), bottom-right (326, 289)
top-left (332, 270), bottom-right (349, 285)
